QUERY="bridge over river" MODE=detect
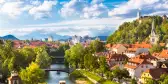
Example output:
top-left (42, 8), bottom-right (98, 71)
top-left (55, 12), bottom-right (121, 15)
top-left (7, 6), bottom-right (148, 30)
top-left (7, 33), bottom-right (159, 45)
top-left (51, 56), bottom-right (65, 64)
top-left (43, 67), bottom-right (73, 73)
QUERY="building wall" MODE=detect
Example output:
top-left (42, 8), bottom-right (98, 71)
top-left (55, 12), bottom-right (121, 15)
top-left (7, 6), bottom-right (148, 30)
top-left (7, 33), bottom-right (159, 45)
top-left (110, 60), bottom-right (125, 69)
top-left (135, 64), bottom-right (155, 78)
top-left (124, 53), bottom-right (136, 58)
top-left (126, 68), bottom-right (135, 78)
top-left (117, 45), bottom-right (127, 54)
top-left (140, 72), bottom-right (152, 84)
top-left (136, 48), bottom-right (149, 55)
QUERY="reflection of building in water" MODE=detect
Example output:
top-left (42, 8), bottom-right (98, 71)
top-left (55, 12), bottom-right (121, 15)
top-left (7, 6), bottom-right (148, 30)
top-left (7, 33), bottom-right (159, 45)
top-left (8, 71), bottom-right (21, 84)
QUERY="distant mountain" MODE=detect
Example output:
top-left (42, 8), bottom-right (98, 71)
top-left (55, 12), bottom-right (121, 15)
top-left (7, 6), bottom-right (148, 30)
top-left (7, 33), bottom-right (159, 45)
top-left (1, 35), bottom-right (19, 40)
top-left (59, 35), bottom-right (108, 42)
top-left (92, 36), bottom-right (108, 41)
top-left (19, 31), bottom-right (71, 40)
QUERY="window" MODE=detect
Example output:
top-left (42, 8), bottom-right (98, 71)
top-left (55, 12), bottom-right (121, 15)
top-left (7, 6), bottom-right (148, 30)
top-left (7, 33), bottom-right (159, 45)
top-left (141, 65), bottom-right (143, 68)
top-left (141, 70), bottom-right (144, 73)
top-left (152, 38), bottom-right (155, 42)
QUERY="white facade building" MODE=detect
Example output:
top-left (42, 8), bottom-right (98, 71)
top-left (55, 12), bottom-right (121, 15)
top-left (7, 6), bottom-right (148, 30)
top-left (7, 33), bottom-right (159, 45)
top-left (124, 48), bottom-right (149, 58)
top-left (71, 35), bottom-right (82, 45)
top-left (111, 44), bottom-right (127, 54)
top-left (124, 54), bottom-right (157, 79)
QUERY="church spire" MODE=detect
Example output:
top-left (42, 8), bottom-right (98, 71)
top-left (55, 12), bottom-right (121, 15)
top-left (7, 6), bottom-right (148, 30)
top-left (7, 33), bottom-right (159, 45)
top-left (150, 18), bottom-right (159, 45)
top-left (151, 19), bottom-right (156, 36)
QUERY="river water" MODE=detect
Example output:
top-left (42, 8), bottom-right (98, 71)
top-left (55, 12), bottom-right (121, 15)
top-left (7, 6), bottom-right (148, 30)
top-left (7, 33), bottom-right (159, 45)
top-left (46, 64), bottom-right (74, 84)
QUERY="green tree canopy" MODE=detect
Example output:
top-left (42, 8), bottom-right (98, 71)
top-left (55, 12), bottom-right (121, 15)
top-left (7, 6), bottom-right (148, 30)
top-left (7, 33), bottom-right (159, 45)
top-left (19, 62), bottom-right (45, 84)
top-left (107, 16), bottom-right (167, 43)
top-left (89, 40), bottom-right (105, 53)
top-left (35, 47), bottom-right (51, 68)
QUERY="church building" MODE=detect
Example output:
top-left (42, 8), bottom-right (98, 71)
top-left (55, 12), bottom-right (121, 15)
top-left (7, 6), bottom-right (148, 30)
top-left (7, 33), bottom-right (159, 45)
top-left (149, 19), bottom-right (159, 45)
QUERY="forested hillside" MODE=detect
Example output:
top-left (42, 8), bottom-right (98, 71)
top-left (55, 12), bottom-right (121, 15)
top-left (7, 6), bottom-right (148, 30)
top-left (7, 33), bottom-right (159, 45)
top-left (107, 16), bottom-right (168, 44)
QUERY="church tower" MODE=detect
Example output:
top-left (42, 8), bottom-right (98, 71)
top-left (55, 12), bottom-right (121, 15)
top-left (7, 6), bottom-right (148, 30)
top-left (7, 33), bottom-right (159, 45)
top-left (137, 8), bottom-right (141, 19)
top-left (137, 8), bottom-right (142, 24)
top-left (149, 19), bottom-right (159, 45)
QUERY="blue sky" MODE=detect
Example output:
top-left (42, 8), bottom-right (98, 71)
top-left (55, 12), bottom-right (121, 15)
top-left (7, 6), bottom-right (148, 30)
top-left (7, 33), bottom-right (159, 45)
top-left (0, 0), bottom-right (168, 39)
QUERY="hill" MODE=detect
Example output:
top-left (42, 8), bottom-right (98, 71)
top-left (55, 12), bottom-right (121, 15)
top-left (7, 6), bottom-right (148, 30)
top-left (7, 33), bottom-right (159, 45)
top-left (1, 35), bottom-right (19, 40)
top-left (107, 16), bottom-right (168, 44)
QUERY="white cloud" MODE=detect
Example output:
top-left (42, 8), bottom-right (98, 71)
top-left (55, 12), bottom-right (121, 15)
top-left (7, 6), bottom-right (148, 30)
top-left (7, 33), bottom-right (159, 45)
top-left (29, 0), bottom-right (57, 19)
top-left (82, 3), bottom-right (107, 18)
top-left (0, 1), bottom-right (31, 18)
top-left (108, 0), bottom-right (160, 17)
top-left (59, 0), bottom-right (86, 18)
top-left (30, 0), bottom-right (41, 6)
top-left (59, 0), bottom-right (108, 18)
top-left (0, 0), bottom-right (5, 4)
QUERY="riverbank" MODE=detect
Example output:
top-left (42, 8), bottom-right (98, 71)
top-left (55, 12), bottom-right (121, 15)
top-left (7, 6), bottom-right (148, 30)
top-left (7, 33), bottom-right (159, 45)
top-left (70, 70), bottom-right (93, 84)
top-left (70, 70), bottom-right (118, 84)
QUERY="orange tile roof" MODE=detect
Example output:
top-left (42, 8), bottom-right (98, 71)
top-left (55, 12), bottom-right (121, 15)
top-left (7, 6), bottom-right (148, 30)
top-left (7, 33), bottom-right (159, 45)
top-left (126, 48), bottom-right (138, 52)
top-left (131, 42), bottom-right (152, 48)
top-left (112, 44), bottom-right (124, 49)
top-left (125, 54), bottom-right (156, 69)
top-left (152, 52), bottom-right (160, 57)
top-left (159, 50), bottom-right (168, 59)
top-left (106, 43), bottom-right (112, 48)
top-left (106, 53), bottom-right (128, 61)
top-left (124, 64), bottom-right (137, 69)
top-left (160, 43), bottom-right (166, 46)
top-left (130, 54), bottom-right (158, 61)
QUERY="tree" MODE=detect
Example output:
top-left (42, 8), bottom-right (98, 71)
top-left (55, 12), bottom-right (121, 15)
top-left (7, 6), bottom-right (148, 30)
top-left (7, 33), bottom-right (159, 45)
top-left (107, 16), bottom-right (168, 43)
top-left (112, 67), bottom-right (130, 82)
top-left (89, 40), bottom-right (105, 53)
top-left (35, 47), bottom-right (51, 68)
top-left (158, 74), bottom-right (168, 84)
top-left (145, 78), bottom-right (158, 84)
top-left (131, 78), bottom-right (137, 84)
top-left (19, 62), bottom-right (45, 84)
top-left (149, 44), bottom-right (163, 53)
top-left (64, 43), bottom-right (85, 68)
top-left (105, 71), bottom-right (114, 81)
top-left (98, 56), bottom-right (109, 77)
top-left (84, 53), bottom-right (98, 70)
top-left (0, 40), bottom-right (15, 71)
top-left (18, 48), bottom-right (36, 68)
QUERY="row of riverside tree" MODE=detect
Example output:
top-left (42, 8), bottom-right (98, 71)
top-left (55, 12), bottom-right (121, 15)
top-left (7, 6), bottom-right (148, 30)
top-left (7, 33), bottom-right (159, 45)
top-left (0, 40), bottom-right (51, 84)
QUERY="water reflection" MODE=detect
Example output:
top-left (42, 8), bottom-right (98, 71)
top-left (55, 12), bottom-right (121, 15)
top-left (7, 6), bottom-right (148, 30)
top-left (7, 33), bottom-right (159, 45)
top-left (46, 64), bottom-right (74, 84)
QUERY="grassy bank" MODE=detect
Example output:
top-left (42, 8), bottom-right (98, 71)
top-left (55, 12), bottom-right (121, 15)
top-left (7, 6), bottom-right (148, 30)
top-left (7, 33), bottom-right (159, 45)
top-left (69, 70), bottom-right (93, 84)
top-left (80, 70), bottom-right (118, 84)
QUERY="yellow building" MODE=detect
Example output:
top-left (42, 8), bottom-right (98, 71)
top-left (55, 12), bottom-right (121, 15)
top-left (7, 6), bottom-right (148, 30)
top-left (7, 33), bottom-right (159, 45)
top-left (140, 68), bottom-right (168, 84)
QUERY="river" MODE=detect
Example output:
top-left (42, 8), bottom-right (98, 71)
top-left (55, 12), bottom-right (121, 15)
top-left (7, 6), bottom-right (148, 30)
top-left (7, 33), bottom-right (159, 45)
top-left (46, 64), bottom-right (74, 84)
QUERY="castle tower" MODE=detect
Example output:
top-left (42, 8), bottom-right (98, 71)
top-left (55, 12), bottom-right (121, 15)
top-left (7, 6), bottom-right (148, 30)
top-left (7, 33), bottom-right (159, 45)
top-left (149, 19), bottom-right (159, 45)
top-left (137, 8), bottom-right (141, 19)
top-left (48, 36), bottom-right (53, 42)
top-left (162, 14), bottom-right (167, 21)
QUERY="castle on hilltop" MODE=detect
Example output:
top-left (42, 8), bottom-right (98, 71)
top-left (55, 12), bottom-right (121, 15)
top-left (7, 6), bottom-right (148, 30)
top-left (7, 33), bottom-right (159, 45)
top-left (136, 9), bottom-right (168, 45)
